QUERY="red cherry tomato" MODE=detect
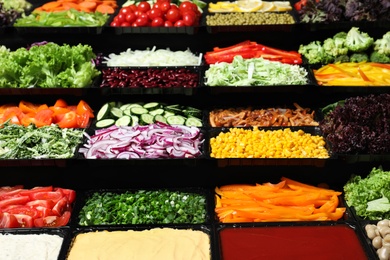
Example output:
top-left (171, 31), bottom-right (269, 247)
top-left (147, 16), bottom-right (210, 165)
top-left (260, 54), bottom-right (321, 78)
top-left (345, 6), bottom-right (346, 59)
top-left (151, 17), bottom-right (164, 27)
top-left (179, 1), bottom-right (196, 12)
top-left (135, 16), bottom-right (149, 26)
top-left (164, 20), bottom-right (173, 27)
top-left (119, 6), bottom-right (133, 15)
top-left (126, 12), bottom-right (137, 24)
top-left (159, 1), bottom-right (171, 13)
top-left (181, 10), bottom-right (196, 26)
top-left (116, 13), bottom-right (127, 24)
top-left (127, 4), bottom-right (138, 12)
top-left (120, 21), bottom-right (132, 27)
top-left (148, 7), bottom-right (163, 20)
top-left (165, 7), bottom-right (181, 23)
top-left (137, 1), bottom-right (151, 13)
top-left (174, 19), bottom-right (185, 27)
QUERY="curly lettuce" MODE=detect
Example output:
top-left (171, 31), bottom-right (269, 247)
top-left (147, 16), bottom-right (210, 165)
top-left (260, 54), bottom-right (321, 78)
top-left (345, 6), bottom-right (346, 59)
top-left (344, 166), bottom-right (390, 220)
top-left (0, 42), bottom-right (100, 88)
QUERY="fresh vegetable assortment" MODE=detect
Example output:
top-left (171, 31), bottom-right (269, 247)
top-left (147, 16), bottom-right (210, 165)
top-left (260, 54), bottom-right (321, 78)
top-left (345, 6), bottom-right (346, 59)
top-left (0, 185), bottom-right (76, 228)
top-left (344, 167), bottom-right (390, 220)
top-left (0, 42), bottom-right (100, 88)
top-left (110, 0), bottom-right (202, 27)
top-left (79, 122), bottom-right (204, 159)
top-left (204, 40), bottom-right (302, 65)
top-left (0, 123), bottom-right (84, 159)
top-left (215, 177), bottom-right (346, 223)
top-left (78, 189), bottom-right (207, 225)
top-left (0, 99), bottom-right (94, 128)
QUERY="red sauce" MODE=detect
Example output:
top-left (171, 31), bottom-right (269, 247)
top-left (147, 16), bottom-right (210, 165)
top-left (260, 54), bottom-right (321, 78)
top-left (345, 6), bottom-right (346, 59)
top-left (219, 225), bottom-right (368, 260)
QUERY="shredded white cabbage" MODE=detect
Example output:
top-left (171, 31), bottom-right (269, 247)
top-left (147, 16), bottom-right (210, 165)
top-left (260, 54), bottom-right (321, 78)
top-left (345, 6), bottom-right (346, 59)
top-left (103, 46), bottom-right (202, 67)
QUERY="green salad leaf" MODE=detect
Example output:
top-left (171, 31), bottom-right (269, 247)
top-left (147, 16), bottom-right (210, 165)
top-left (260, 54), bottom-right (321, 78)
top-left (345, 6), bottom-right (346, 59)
top-left (0, 42), bottom-right (100, 88)
top-left (343, 166), bottom-right (390, 220)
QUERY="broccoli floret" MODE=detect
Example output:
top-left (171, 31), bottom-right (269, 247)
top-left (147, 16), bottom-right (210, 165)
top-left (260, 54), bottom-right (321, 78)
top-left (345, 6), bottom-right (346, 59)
top-left (373, 31), bottom-right (390, 55)
top-left (333, 31), bottom-right (347, 40)
top-left (370, 51), bottom-right (390, 63)
top-left (298, 41), bottom-right (333, 64)
top-left (334, 54), bottom-right (350, 63)
top-left (345, 27), bottom-right (374, 52)
top-left (323, 37), bottom-right (349, 57)
top-left (350, 52), bottom-right (369, 63)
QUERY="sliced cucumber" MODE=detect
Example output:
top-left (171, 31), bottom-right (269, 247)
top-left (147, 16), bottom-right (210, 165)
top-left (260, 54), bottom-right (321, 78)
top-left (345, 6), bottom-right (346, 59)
top-left (96, 118), bottom-right (115, 128)
top-left (130, 115), bottom-right (139, 126)
top-left (110, 107), bottom-right (123, 118)
top-left (166, 115), bottom-right (186, 125)
top-left (153, 114), bottom-right (167, 124)
top-left (185, 117), bottom-right (203, 127)
top-left (96, 103), bottom-right (112, 121)
top-left (140, 113), bottom-right (154, 125)
top-left (143, 102), bottom-right (160, 110)
top-left (119, 103), bottom-right (131, 111)
top-left (149, 108), bottom-right (165, 116)
top-left (115, 115), bottom-right (132, 126)
top-left (130, 106), bottom-right (149, 115)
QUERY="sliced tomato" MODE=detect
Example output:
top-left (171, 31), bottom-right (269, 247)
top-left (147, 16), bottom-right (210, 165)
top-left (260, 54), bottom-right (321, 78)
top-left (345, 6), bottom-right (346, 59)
top-left (3, 206), bottom-right (39, 219)
top-left (34, 109), bottom-right (54, 127)
top-left (35, 206), bottom-right (53, 218)
top-left (53, 98), bottom-right (68, 108)
top-left (29, 191), bottom-right (63, 204)
top-left (0, 185), bottom-right (24, 193)
top-left (52, 197), bottom-right (71, 216)
top-left (3, 206), bottom-right (37, 217)
top-left (55, 188), bottom-right (76, 203)
top-left (56, 111), bottom-right (78, 128)
top-left (0, 188), bottom-right (23, 200)
top-left (76, 112), bottom-right (90, 128)
top-left (76, 100), bottom-right (94, 118)
top-left (13, 214), bottom-right (34, 228)
top-left (18, 100), bottom-right (39, 114)
top-left (34, 210), bottom-right (71, 227)
top-left (0, 196), bottom-right (30, 210)
top-left (20, 186), bottom-right (53, 196)
top-left (0, 212), bottom-right (20, 228)
top-left (2, 107), bottom-right (24, 123)
top-left (26, 199), bottom-right (55, 209)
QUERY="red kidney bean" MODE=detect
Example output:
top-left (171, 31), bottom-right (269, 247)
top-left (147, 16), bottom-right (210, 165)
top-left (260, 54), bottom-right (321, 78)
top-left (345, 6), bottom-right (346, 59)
top-left (99, 67), bottom-right (199, 89)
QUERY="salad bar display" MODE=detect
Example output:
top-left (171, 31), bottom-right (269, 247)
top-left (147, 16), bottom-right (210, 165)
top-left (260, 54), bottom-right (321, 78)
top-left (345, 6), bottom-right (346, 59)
top-left (0, 0), bottom-right (390, 259)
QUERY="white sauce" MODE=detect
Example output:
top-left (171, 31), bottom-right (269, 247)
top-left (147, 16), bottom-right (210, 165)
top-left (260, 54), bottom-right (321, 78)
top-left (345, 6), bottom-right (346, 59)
top-left (0, 233), bottom-right (63, 260)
